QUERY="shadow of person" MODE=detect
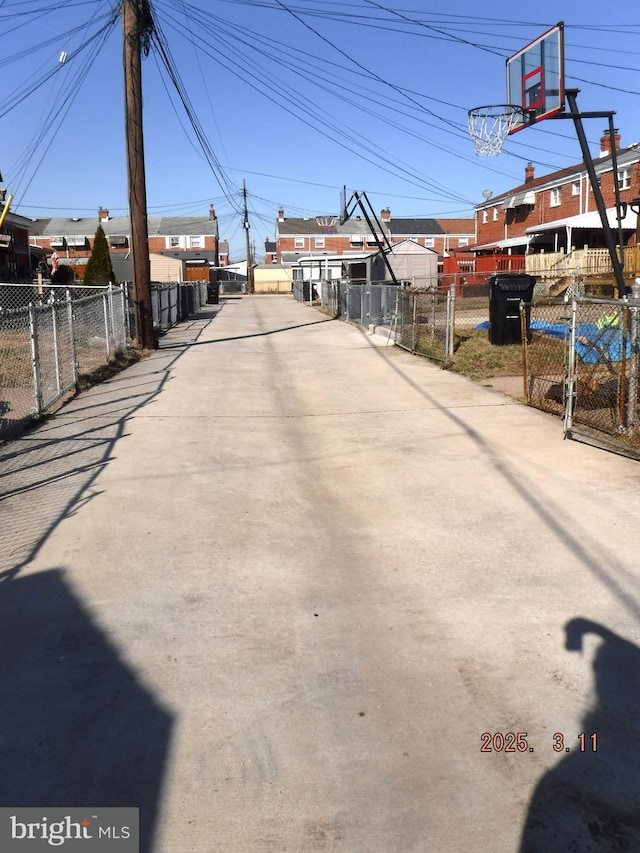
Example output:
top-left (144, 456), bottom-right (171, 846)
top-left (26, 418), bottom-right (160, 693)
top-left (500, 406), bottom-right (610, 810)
top-left (519, 618), bottom-right (640, 852)
top-left (0, 569), bottom-right (173, 853)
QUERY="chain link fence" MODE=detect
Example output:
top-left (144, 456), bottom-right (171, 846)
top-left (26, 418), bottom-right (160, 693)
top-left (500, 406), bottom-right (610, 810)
top-left (297, 279), bottom-right (456, 361)
top-left (340, 283), bottom-right (399, 328)
top-left (0, 282), bottom-right (116, 311)
top-left (522, 301), bottom-right (570, 416)
top-left (565, 297), bottom-right (640, 457)
top-left (122, 281), bottom-right (208, 337)
top-left (395, 287), bottom-right (456, 362)
top-left (1, 286), bottom-right (127, 440)
top-left (522, 296), bottom-right (640, 458)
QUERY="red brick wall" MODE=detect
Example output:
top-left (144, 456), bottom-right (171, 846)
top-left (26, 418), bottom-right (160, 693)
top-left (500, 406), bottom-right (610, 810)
top-left (476, 160), bottom-right (640, 246)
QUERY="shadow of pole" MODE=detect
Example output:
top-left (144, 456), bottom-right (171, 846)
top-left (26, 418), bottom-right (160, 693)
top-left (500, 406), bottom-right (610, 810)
top-left (0, 568), bottom-right (173, 853)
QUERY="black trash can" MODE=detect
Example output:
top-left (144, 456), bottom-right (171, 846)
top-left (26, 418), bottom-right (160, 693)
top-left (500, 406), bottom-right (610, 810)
top-left (207, 282), bottom-right (220, 304)
top-left (488, 274), bottom-right (536, 345)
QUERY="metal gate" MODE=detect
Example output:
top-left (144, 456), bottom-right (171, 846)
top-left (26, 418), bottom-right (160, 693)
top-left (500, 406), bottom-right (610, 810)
top-left (523, 297), bottom-right (640, 458)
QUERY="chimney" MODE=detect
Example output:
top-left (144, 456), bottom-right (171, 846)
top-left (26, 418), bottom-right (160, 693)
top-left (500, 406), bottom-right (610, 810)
top-left (524, 163), bottom-right (535, 184)
top-left (98, 207), bottom-right (109, 221)
top-left (278, 208), bottom-right (285, 222)
top-left (600, 128), bottom-right (621, 156)
top-left (380, 208), bottom-right (391, 221)
top-left (209, 205), bottom-right (216, 220)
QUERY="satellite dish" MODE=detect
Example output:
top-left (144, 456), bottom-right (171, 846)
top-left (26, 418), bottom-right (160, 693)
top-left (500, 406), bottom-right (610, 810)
top-left (482, 189), bottom-right (493, 199)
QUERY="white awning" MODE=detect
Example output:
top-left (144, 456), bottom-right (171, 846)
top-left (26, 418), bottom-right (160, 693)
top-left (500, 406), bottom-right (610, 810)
top-left (526, 207), bottom-right (638, 234)
top-left (466, 236), bottom-right (529, 253)
top-left (498, 235), bottom-right (531, 249)
top-left (503, 190), bottom-right (535, 209)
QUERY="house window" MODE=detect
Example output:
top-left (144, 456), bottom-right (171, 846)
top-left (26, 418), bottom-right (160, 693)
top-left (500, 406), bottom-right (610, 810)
top-left (482, 210), bottom-right (488, 224)
top-left (571, 180), bottom-right (580, 196)
top-left (168, 236), bottom-right (181, 248)
top-left (618, 168), bottom-right (631, 190)
top-left (550, 187), bottom-right (561, 207)
top-left (424, 237), bottom-right (435, 248)
top-left (189, 235), bottom-right (203, 248)
top-left (458, 238), bottom-right (469, 247)
top-left (493, 207), bottom-right (499, 221)
top-left (314, 237), bottom-right (325, 248)
top-left (350, 236), bottom-right (363, 246)
top-left (294, 237), bottom-right (305, 248)
top-left (366, 235), bottom-right (378, 247)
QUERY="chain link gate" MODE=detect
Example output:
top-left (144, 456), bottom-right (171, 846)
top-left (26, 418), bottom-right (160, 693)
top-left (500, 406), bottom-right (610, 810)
top-left (523, 296), bottom-right (640, 458)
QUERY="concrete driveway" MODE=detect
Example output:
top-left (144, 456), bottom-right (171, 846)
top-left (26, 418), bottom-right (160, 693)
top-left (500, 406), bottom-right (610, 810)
top-left (1, 294), bottom-right (639, 852)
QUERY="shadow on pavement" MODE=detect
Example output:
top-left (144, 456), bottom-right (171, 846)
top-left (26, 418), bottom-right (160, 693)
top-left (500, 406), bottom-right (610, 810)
top-left (0, 313), bottom-right (213, 579)
top-left (519, 618), bottom-right (640, 851)
top-left (159, 316), bottom-right (334, 349)
top-left (0, 568), bottom-right (173, 853)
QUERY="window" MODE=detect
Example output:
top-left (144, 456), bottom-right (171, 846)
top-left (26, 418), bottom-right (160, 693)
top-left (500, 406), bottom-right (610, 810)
top-left (571, 180), bottom-right (580, 196)
top-left (458, 238), bottom-right (469, 247)
top-left (294, 237), bottom-right (305, 248)
top-left (493, 207), bottom-right (499, 221)
top-left (189, 235), bottom-right (203, 248)
top-left (550, 187), bottom-right (561, 207)
top-left (168, 236), bottom-right (181, 248)
top-left (424, 237), bottom-right (435, 248)
top-left (618, 168), bottom-right (631, 190)
top-left (482, 210), bottom-right (488, 224)
top-left (314, 237), bottom-right (325, 248)
top-left (350, 235), bottom-right (363, 246)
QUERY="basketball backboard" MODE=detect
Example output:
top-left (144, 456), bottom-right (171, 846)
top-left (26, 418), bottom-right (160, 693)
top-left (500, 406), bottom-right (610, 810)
top-left (506, 22), bottom-right (564, 134)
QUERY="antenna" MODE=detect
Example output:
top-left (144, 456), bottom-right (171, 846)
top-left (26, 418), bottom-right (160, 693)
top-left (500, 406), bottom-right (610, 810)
top-left (482, 189), bottom-right (493, 200)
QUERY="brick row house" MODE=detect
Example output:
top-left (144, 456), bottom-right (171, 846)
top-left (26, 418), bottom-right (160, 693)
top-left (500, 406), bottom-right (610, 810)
top-left (467, 129), bottom-right (640, 289)
top-left (0, 203), bottom-right (35, 282)
top-left (267, 208), bottom-right (474, 282)
top-left (29, 206), bottom-right (228, 282)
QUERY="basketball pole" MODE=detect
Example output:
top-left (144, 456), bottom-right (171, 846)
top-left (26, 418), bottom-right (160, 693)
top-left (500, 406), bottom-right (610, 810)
top-left (560, 89), bottom-right (627, 298)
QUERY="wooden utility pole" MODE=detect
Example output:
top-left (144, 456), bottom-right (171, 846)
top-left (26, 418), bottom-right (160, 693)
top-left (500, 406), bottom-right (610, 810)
top-left (123, 0), bottom-right (156, 348)
top-left (243, 180), bottom-right (254, 294)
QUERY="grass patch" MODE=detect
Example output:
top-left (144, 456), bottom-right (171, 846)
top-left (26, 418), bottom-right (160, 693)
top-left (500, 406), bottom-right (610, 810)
top-left (446, 330), bottom-right (523, 381)
top-left (77, 346), bottom-right (147, 391)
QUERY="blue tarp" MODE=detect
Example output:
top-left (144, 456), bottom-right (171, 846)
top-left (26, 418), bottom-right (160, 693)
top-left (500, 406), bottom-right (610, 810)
top-left (529, 320), bottom-right (631, 363)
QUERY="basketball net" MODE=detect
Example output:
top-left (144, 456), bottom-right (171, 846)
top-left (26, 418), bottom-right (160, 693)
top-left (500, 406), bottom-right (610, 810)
top-left (468, 105), bottom-right (525, 156)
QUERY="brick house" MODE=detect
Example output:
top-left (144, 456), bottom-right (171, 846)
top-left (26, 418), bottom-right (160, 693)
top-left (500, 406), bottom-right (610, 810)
top-left (0, 204), bottom-right (34, 282)
top-left (468, 129), bottom-right (640, 285)
top-left (271, 208), bottom-right (473, 274)
top-left (30, 206), bottom-right (224, 280)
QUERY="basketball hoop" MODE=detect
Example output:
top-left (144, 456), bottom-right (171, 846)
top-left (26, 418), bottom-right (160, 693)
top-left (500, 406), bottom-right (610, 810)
top-left (467, 105), bottom-right (526, 156)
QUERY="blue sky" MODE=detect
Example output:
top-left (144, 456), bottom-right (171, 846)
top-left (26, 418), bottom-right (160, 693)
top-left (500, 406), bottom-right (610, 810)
top-left (2, 0), bottom-right (639, 260)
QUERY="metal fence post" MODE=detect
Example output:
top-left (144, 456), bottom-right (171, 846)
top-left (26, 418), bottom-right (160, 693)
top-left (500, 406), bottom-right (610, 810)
top-left (628, 303), bottom-right (639, 430)
top-left (29, 303), bottom-right (43, 415)
top-left (67, 290), bottom-right (78, 386)
top-left (103, 290), bottom-right (111, 360)
top-left (121, 285), bottom-right (128, 343)
top-left (448, 283), bottom-right (456, 358)
top-left (563, 298), bottom-right (579, 437)
top-left (411, 291), bottom-right (417, 353)
top-left (51, 301), bottom-right (62, 398)
top-left (108, 284), bottom-right (116, 349)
